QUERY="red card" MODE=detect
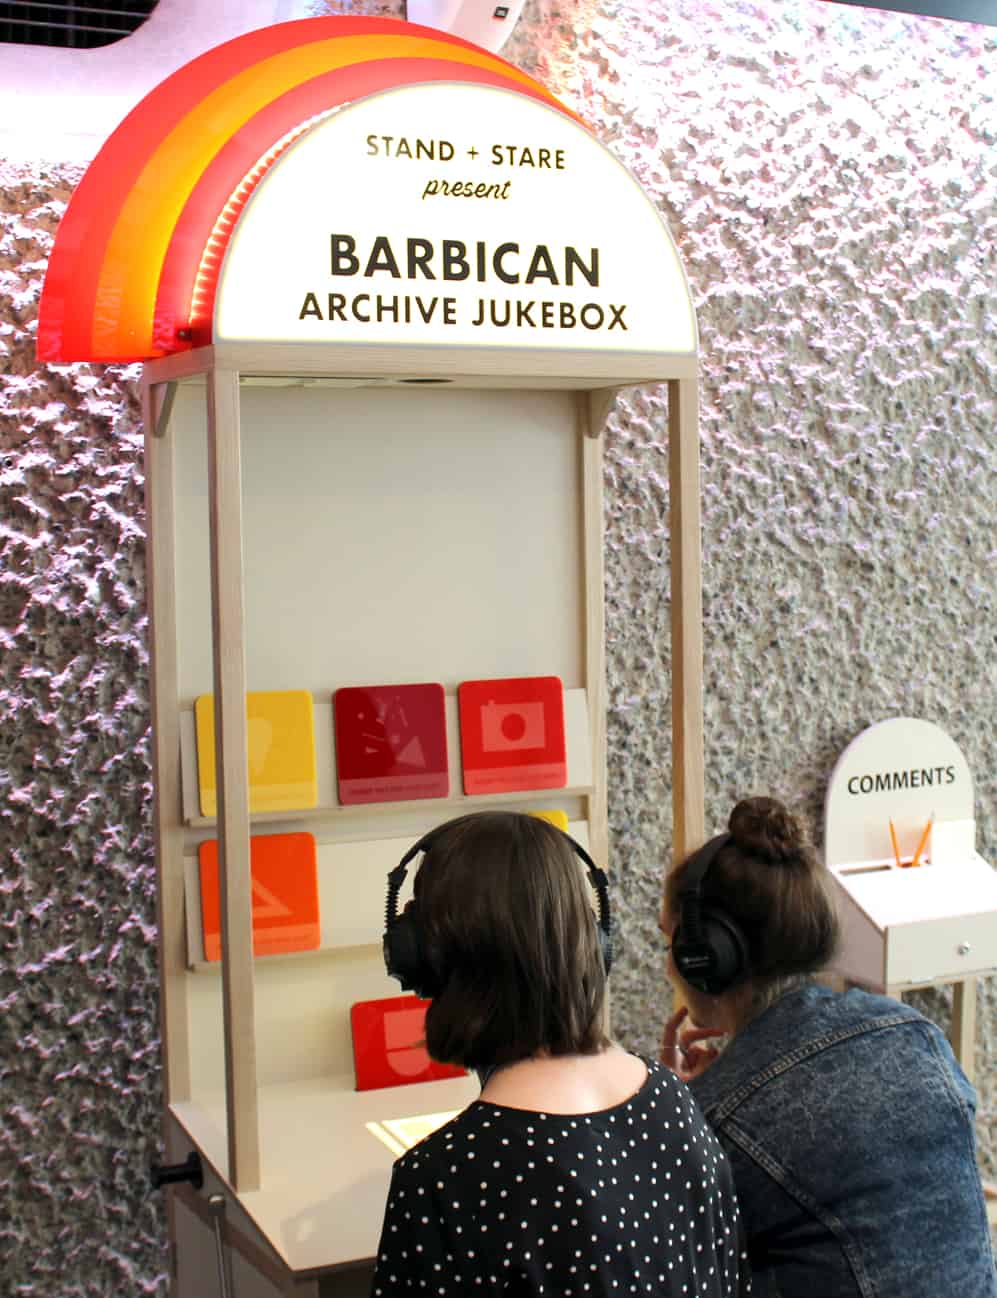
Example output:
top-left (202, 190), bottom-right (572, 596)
top-left (334, 682), bottom-right (449, 805)
top-left (351, 996), bottom-right (466, 1091)
top-left (198, 832), bottom-right (320, 962)
top-left (458, 675), bottom-right (567, 795)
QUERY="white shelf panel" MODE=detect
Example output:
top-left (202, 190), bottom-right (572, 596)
top-left (171, 385), bottom-right (586, 707)
top-left (180, 687), bottom-right (593, 829)
top-left (183, 820), bottom-right (592, 969)
top-left (147, 340), bottom-right (696, 388)
top-left (172, 1068), bottom-right (482, 1273)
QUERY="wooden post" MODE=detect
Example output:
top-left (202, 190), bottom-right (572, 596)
top-left (206, 368), bottom-right (261, 1190)
top-left (950, 976), bottom-right (977, 1082)
top-left (142, 376), bottom-right (192, 1108)
top-left (667, 376), bottom-right (705, 874)
top-left (581, 393), bottom-right (610, 868)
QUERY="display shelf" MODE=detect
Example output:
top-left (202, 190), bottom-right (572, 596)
top-left (172, 1069), bottom-right (482, 1274)
top-left (180, 688), bottom-right (594, 829)
top-left (146, 340), bottom-right (695, 391)
top-left (182, 820), bottom-right (593, 969)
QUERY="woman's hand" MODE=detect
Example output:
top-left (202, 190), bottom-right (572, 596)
top-left (660, 1005), bottom-right (725, 1083)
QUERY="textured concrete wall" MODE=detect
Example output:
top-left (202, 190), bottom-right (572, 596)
top-left (0, 166), bottom-right (165, 1290)
top-left (1, 1), bottom-right (994, 1291)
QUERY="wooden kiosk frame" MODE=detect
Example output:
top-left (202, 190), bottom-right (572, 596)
top-left (36, 18), bottom-right (709, 1291)
top-left (140, 339), bottom-right (703, 1294)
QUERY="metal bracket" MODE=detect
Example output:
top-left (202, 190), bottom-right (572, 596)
top-left (153, 380), bottom-right (178, 439)
top-left (586, 387), bottom-right (619, 438)
top-left (208, 1194), bottom-right (234, 1298)
top-left (150, 1150), bottom-right (203, 1191)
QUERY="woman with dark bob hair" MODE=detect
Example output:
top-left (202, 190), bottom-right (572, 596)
top-left (662, 795), bottom-right (996, 1298)
top-left (371, 810), bottom-right (751, 1297)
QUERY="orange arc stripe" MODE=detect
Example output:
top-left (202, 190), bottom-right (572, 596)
top-left (40, 18), bottom-right (472, 360)
top-left (93, 34), bottom-right (567, 357)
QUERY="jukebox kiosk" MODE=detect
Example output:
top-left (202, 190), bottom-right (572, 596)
top-left (37, 18), bottom-right (706, 1296)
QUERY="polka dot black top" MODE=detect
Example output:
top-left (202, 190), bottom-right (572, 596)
top-left (371, 1057), bottom-right (750, 1296)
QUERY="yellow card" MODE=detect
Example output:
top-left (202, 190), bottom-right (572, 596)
top-left (195, 689), bottom-right (317, 817)
top-left (531, 809), bottom-right (569, 832)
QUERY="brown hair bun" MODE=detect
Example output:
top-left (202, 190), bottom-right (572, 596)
top-left (729, 796), bottom-right (807, 864)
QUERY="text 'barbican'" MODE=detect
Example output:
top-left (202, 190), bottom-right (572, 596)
top-left (329, 235), bottom-right (600, 287)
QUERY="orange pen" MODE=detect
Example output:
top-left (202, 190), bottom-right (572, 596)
top-left (907, 816), bottom-right (934, 869)
top-left (888, 819), bottom-right (902, 869)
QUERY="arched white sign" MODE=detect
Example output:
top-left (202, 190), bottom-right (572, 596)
top-left (215, 81), bottom-right (697, 355)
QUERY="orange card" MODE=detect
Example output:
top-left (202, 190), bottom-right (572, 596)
top-left (198, 832), bottom-right (320, 961)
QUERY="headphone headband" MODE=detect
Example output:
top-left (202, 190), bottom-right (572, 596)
top-left (680, 832), bottom-right (732, 892)
top-left (383, 816), bottom-right (613, 999)
top-left (383, 829), bottom-right (439, 936)
top-left (677, 833), bottom-right (730, 942)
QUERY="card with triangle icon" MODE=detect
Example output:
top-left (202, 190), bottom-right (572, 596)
top-left (198, 832), bottom-right (320, 960)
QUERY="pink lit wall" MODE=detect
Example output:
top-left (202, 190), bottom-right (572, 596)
top-left (1, 1), bottom-right (994, 1291)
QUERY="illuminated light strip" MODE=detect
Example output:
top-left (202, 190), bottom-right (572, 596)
top-left (41, 19), bottom-right (415, 360)
top-left (186, 110), bottom-right (337, 340)
top-left (94, 35), bottom-right (566, 357)
top-left (94, 37), bottom-right (463, 357)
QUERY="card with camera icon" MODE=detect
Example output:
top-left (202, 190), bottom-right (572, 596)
top-left (457, 675), bottom-right (567, 795)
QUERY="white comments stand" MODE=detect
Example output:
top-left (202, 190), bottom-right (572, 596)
top-left (825, 716), bottom-right (997, 1065)
top-left (824, 718), bottom-right (997, 1224)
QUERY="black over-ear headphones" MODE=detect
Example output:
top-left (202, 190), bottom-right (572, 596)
top-left (670, 833), bottom-right (750, 996)
top-left (383, 820), bottom-right (614, 1001)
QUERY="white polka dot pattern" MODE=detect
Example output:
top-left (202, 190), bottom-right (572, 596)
top-left (371, 1058), bottom-right (751, 1296)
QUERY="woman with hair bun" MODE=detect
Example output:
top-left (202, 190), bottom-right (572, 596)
top-left (661, 795), bottom-right (996, 1298)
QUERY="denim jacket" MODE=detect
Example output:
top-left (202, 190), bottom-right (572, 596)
top-left (690, 984), bottom-right (996, 1298)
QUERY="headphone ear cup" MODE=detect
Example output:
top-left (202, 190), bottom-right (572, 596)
top-left (384, 902), bottom-right (442, 1001)
top-left (565, 837), bottom-right (612, 979)
top-left (699, 906), bottom-right (748, 994)
top-left (672, 906), bottom-right (748, 996)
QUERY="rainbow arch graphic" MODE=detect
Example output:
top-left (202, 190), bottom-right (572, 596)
top-left (36, 17), bottom-right (578, 364)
